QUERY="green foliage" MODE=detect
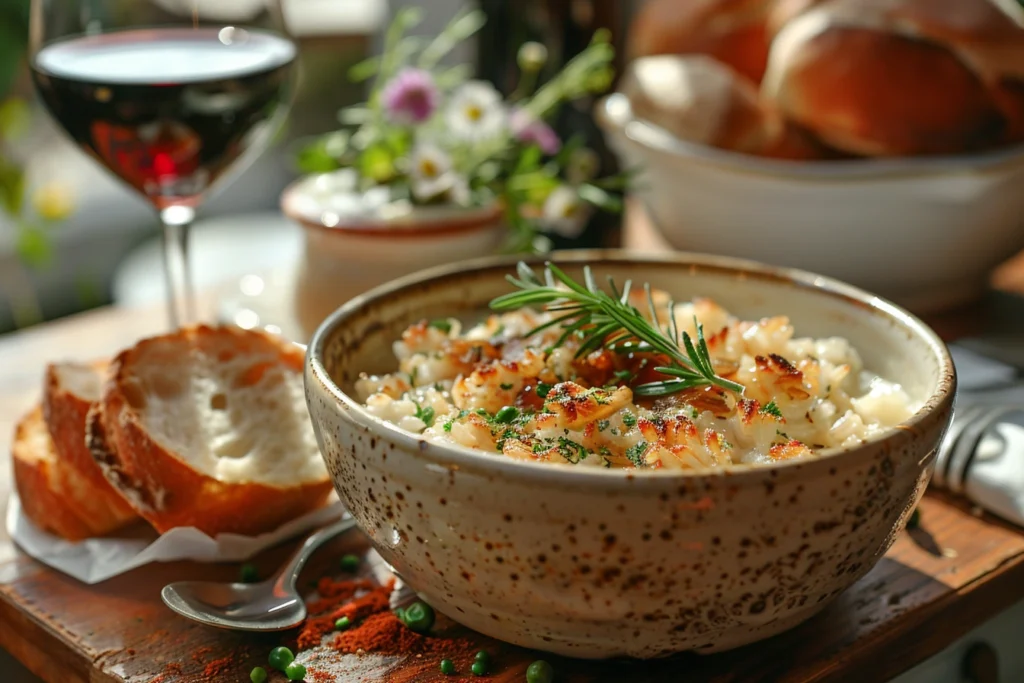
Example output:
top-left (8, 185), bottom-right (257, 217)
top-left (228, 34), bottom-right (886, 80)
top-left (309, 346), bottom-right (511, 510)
top-left (295, 10), bottom-right (628, 254)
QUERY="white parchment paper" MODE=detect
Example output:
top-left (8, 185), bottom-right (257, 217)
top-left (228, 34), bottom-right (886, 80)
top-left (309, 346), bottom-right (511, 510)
top-left (6, 491), bottom-right (345, 584)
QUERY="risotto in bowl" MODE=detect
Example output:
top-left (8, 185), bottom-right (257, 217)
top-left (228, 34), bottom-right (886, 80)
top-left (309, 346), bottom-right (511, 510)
top-left (305, 251), bottom-right (955, 658)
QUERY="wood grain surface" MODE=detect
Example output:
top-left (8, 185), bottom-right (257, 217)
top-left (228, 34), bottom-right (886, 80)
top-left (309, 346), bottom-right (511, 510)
top-left (2, 216), bottom-right (1024, 682)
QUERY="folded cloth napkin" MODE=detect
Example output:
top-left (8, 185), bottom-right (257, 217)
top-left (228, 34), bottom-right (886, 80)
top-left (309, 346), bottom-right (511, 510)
top-left (932, 345), bottom-right (1024, 525)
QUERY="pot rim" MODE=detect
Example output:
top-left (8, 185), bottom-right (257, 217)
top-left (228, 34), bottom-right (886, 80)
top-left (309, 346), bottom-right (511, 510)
top-left (281, 173), bottom-right (503, 238)
top-left (596, 93), bottom-right (1024, 182)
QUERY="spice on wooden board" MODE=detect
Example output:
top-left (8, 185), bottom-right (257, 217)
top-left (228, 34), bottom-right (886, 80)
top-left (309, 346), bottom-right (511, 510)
top-left (292, 570), bottom-right (484, 678)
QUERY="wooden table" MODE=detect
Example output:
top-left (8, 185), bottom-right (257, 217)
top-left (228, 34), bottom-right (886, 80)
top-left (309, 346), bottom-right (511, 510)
top-left (3, 241), bottom-right (1024, 682)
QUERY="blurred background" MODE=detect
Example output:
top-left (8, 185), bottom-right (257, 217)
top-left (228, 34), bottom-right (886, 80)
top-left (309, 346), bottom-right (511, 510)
top-left (0, 0), bottom-right (642, 333)
top-left (3, 0), bottom-right (1024, 335)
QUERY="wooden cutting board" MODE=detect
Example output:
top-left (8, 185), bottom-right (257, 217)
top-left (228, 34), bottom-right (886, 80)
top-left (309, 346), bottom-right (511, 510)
top-left (3, 488), bottom-right (1024, 683)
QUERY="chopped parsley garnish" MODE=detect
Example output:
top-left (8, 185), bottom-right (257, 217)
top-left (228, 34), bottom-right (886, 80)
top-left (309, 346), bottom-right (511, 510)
top-left (500, 383), bottom-right (514, 390)
top-left (413, 403), bottom-right (436, 428)
top-left (408, 367), bottom-right (419, 386)
top-left (621, 412), bottom-right (638, 429)
top-left (443, 409), bottom-right (469, 432)
top-left (597, 419), bottom-right (610, 432)
top-left (557, 437), bottom-right (588, 464)
top-left (626, 441), bottom-right (648, 467)
top-left (428, 319), bottom-right (452, 333)
top-left (760, 400), bottom-right (783, 419)
top-left (536, 383), bottom-right (553, 398)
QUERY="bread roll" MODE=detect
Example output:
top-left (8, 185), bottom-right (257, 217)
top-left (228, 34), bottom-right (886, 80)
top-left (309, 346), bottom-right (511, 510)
top-left (763, 0), bottom-right (1024, 156)
top-left (621, 55), bottom-right (786, 156)
top-left (89, 325), bottom-right (333, 536)
top-left (629, 0), bottom-right (771, 83)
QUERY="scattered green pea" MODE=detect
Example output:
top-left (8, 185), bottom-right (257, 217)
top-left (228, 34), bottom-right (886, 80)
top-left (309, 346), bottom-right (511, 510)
top-left (401, 601), bottom-right (436, 633)
top-left (250, 666), bottom-right (268, 683)
top-left (471, 659), bottom-right (488, 676)
top-left (474, 650), bottom-right (491, 666)
top-left (907, 508), bottom-right (921, 530)
top-left (239, 563), bottom-right (259, 583)
top-left (526, 659), bottom-right (554, 683)
top-left (536, 383), bottom-right (552, 398)
top-left (394, 607), bottom-right (406, 622)
top-left (494, 406), bottom-right (520, 423)
top-left (284, 662), bottom-right (307, 681)
top-left (340, 553), bottom-right (361, 571)
top-left (335, 616), bottom-right (352, 630)
top-left (440, 658), bottom-right (456, 675)
top-left (268, 646), bottom-right (294, 671)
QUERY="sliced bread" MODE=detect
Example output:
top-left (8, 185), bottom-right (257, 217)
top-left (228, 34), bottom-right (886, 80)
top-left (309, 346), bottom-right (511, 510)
top-left (12, 406), bottom-right (127, 540)
top-left (42, 361), bottom-right (138, 531)
top-left (90, 325), bottom-right (333, 536)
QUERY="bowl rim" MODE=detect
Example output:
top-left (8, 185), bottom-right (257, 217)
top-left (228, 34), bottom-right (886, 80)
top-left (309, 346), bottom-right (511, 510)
top-left (307, 249), bottom-right (956, 486)
top-left (280, 173), bottom-right (503, 237)
top-left (596, 93), bottom-right (1024, 182)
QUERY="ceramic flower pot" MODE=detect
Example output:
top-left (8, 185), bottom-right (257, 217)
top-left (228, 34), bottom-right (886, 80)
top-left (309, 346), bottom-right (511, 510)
top-left (281, 170), bottom-right (506, 338)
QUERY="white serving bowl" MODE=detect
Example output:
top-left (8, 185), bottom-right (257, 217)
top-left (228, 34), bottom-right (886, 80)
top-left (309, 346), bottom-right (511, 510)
top-left (305, 250), bottom-right (955, 659)
top-left (597, 93), bottom-right (1024, 315)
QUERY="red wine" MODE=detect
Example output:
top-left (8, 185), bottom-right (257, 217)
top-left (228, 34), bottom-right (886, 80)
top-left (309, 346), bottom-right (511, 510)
top-left (32, 28), bottom-right (296, 207)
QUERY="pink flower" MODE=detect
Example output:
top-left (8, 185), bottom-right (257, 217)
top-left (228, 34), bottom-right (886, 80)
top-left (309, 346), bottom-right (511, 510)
top-left (511, 107), bottom-right (561, 155)
top-left (382, 68), bottom-right (439, 124)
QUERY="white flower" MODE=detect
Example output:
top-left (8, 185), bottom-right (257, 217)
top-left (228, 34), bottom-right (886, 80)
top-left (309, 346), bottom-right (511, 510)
top-left (409, 142), bottom-right (467, 203)
top-left (541, 185), bottom-right (591, 238)
top-left (446, 81), bottom-right (508, 142)
top-left (409, 142), bottom-right (453, 200)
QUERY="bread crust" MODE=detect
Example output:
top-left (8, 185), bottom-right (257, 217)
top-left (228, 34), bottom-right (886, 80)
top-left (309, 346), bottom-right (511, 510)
top-left (42, 361), bottom-right (138, 527)
top-left (93, 325), bottom-right (333, 536)
top-left (629, 0), bottom-right (771, 83)
top-left (12, 406), bottom-right (113, 541)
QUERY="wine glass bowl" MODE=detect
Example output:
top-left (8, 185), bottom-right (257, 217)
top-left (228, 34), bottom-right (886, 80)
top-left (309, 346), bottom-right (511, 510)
top-left (29, 0), bottom-right (296, 327)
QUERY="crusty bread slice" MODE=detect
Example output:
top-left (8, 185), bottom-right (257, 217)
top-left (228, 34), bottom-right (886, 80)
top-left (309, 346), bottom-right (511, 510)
top-left (42, 361), bottom-right (138, 531)
top-left (90, 325), bottom-right (332, 536)
top-left (12, 406), bottom-right (121, 541)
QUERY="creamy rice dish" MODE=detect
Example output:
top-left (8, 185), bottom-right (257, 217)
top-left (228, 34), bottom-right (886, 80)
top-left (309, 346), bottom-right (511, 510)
top-left (354, 291), bottom-right (918, 471)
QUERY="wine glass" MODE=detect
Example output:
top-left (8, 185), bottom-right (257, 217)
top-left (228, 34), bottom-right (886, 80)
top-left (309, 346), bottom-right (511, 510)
top-left (29, 0), bottom-right (297, 329)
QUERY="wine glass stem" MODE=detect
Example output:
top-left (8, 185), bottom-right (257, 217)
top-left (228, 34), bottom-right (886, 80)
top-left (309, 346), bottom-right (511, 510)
top-left (159, 205), bottom-right (197, 329)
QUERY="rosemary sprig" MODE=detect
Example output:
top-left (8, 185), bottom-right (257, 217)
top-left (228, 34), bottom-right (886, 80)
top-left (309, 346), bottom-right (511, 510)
top-left (489, 262), bottom-right (744, 396)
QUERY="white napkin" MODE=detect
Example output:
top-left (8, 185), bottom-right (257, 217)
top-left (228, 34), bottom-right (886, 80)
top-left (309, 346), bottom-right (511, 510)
top-left (931, 345), bottom-right (1024, 526)
top-left (6, 491), bottom-right (344, 584)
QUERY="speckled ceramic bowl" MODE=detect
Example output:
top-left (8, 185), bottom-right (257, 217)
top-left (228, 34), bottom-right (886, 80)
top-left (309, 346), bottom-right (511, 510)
top-left (304, 250), bottom-right (956, 659)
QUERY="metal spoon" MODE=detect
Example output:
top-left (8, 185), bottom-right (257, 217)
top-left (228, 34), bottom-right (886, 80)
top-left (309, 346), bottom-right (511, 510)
top-left (161, 516), bottom-right (358, 631)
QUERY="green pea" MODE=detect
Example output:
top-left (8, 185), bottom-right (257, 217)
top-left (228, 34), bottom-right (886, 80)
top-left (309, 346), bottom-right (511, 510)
top-left (335, 616), bottom-right (352, 630)
top-left (239, 563), bottom-right (259, 583)
top-left (268, 646), bottom-right (294, 671)
top-left (494, 406), bottom-right (519, 423)
top-left (401, 601), bottom-right (435, 633)
top-left (526, 660), bottom-right (554, 683)
top-left (250, 666), bottom-right (268, 683)
top-left (536, 383), bottom-right (552, 398)
top-left (474, 650), bottom-right (491, 665)
top-left (440, 658), bottom-right (456, 675)
top-left (340, 553), bottom-right (361, 571)
top-left (471, 660), bottom-right (488, 676)
top-left (285, 662), bottom-right (307, 681)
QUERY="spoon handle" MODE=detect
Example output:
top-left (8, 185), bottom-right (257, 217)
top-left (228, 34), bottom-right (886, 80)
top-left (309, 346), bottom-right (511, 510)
top-left (274, 516), bottom-right (359, 593)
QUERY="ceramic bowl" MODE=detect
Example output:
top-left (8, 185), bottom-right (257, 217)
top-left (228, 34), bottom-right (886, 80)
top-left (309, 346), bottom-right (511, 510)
top-left (597, 93), bottom-right (1024, 315)
top-left (305, 250), bottom-right (955, 659)
top-left (281, 170), bottom-right (505, 337)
